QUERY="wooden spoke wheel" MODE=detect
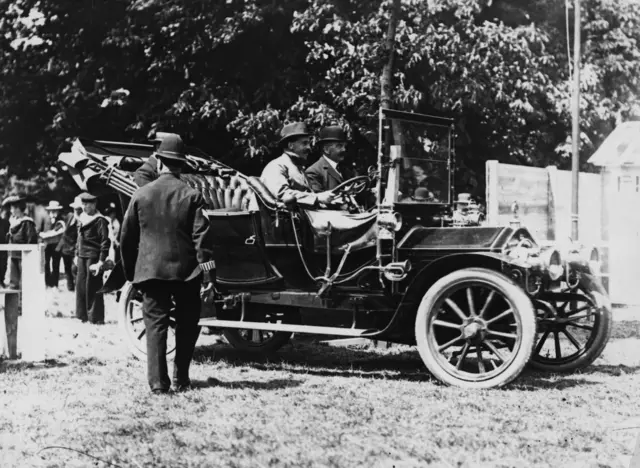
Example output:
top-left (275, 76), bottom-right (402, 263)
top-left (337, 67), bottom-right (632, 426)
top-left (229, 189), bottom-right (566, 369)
top-left (415, 268), bottom-right (536, 389)
top-left (222, 305), bottom-right (293, 353)
top-left (530, 289), bottom-right (611, 372)
top-left (118, 282), bottom-right (177, 361)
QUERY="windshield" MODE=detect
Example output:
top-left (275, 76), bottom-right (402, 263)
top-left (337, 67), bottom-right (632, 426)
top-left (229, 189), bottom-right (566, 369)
top-left (379, 110), bottom-right (453, 205)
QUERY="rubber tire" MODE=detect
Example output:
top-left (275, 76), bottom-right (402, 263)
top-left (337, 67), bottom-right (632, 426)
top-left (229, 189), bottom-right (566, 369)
top-left (223, 329), bottom-right (293, 353)
top-left (415, 267), bottom-right (537, 389)
top-left (529, 288), bottom-right (612, 372)
top-left (118, 281), bottom-right (177, 361)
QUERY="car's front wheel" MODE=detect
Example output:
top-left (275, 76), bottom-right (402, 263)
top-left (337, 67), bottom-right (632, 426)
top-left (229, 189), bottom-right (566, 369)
top-left (415, 267), bottom-right (536, 389)
top-left (530, 285), bottom-right (611, 372)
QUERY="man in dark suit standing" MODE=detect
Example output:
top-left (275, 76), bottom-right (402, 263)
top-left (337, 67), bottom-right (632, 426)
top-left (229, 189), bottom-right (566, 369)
top-left (133, 132), bottom-right (172, 187)
top-left (120, 134), bottom-right (216, 394)
top-left (134, 153), bottom-right (159, 188)
top-left (306, 126), bottom-right (351, 192)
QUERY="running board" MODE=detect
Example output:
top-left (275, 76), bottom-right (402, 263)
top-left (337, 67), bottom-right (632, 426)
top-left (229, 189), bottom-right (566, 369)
top-left (198, 319), bottom-right (379, 337)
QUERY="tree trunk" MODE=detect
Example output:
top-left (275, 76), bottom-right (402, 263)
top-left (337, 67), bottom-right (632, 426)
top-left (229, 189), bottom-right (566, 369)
top-left (380, 0), bottom-right (401, 111)
top-left (375, 0), bottom-right (401, 351)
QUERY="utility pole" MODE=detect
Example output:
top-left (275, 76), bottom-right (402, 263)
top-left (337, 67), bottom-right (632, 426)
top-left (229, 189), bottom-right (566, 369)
top-left (571, 0), bottom-right (581, 240)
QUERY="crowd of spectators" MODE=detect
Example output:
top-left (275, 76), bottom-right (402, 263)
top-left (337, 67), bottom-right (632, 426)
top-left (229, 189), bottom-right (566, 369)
top-left (0, 193), bottom-right (122, 324)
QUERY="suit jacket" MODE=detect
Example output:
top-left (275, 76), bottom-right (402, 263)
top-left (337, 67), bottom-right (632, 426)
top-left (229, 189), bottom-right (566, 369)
top-left (120, 172), bottom-right (214, 285)
top-left (56, 213), bottom-right (78, 256)
top-left (0, 218), bottom-right (8, 250)
top-left (77, 213), bottom-right (111, 261)
top-left (7, 216), bottom-right (38, 259)
top-left (260, 152), bottom-right (318, 208)
top-left (306, 156), bottom-right (352, 192)
top-left (40, 216), bottom-right (66, 249)
top-left (134, 154), bottom-right (158, 187)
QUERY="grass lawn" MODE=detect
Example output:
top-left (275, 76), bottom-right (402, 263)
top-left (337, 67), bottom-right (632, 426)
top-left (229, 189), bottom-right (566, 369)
top-left (1, 288), bottom-right (640, 468)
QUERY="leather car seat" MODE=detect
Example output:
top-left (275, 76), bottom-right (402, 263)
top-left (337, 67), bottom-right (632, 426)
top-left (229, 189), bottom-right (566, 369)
top-left (181, 173), bottom-right (254, 211)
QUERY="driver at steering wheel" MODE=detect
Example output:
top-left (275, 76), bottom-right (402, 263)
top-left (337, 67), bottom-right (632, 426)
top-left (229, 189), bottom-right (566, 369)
top-left (306, 126), bottom-right (351, 192)
top-left (260, 122), bottom-right (336, 208)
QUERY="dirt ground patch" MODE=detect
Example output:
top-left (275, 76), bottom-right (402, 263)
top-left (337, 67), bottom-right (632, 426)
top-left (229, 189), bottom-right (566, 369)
top-left (1, 290), bottom-right (640, 467)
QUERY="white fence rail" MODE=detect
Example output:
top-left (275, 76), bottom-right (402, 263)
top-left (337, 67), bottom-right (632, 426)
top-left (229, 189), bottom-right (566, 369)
top-left (0, 244), bottom-right (46, 362)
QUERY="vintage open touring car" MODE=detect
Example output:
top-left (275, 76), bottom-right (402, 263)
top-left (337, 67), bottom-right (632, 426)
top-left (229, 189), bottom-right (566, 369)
top-left (58, 108), bottom-right (612, 389)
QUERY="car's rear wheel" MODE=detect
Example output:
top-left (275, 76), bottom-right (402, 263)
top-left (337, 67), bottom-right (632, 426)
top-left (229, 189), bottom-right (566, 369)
top-left (415, 267), bottom-right (536, 389)
top-left (118, 281), bottom-right (177, 361)
top-left (222, 304), bottom-right (293, 352)
top-left (529, 287), bottom-right (611, 372)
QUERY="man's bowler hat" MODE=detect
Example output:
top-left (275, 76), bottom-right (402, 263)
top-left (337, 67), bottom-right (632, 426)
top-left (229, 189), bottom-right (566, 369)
top-left (155, 133), bottom-right (188, 163)
top-left (317, 126), bottom-right (347, 144)
top-left (279, 122), bottom-right (310, 145)
top-left (411, 187), bottom-right (433, 201)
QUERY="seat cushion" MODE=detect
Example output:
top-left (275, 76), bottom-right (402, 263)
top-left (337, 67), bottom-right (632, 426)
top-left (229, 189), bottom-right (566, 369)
top-left (181, 173), bottom-right (256, 211)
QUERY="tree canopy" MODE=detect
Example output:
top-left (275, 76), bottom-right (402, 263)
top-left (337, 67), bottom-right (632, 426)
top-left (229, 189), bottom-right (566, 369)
top-left (1, 0), bottom-right (639, 199)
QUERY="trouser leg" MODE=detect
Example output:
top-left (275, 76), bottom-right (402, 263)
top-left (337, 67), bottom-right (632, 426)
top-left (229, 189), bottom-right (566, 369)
top-left (9, 257), bottom-right (21, 290)
top-left (0, 251), bottom-right (8, 287)
top-left (44, 246), bottom-right (54, 287)
top-left (75, 258), bottom-right (88, 321)
top-left (62, 255), bottom-right (75, 291)
top-left (86, 257), bottom-right (104, 324)
top-left (140, 280), bottom-right (172, 392)
top-left (172, 280), bottom-right (202, 386)
top-left (50, 250), bottom-right (61, 287)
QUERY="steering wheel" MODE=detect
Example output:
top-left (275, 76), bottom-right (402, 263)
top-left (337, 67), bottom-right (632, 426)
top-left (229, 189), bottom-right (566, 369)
top-left (330, 175), bottom-right (370, 198)
top-left (329, 175), bottom-right (370, 213)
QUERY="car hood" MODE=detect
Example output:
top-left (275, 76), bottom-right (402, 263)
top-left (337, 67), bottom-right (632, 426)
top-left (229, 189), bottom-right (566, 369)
top-left (397, 226), bottom-right (536, 252)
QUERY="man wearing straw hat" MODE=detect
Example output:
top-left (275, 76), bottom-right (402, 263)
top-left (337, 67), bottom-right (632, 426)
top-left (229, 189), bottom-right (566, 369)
top-left (260, 122), bottom-right (337, 208)
top-left (39, 200), bottom-right (66, 288)
top-left (2, 193), bottom-right (38, 289)
top-left (56, 196), bottom-right (83, 291)
top-left (121, 134), bottom-right (217, 394)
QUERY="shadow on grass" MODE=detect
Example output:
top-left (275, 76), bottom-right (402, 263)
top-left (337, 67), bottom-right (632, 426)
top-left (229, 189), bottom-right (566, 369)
top-left (0, 358), bottom-right (68, 374)
top-left (198, 377), bottom-right (304, 390)
top-left (195, 337), bottom-right (639, 389)
top-left (195, 340), bottom-right (438, 384)
top-left (510, 373), bottom-right (602, 391)
top-left (579, 363), bottom-right (640, 376)
top-left (511, 362), bottom-right (640, 390)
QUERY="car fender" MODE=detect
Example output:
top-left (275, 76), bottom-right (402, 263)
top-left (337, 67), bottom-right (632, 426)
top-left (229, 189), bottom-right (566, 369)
top-left (376, 252), bottom-right (525, 344)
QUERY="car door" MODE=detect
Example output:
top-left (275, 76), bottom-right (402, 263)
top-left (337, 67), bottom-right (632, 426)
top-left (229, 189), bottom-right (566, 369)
top-left (205, 210), bottom-right (282, 287)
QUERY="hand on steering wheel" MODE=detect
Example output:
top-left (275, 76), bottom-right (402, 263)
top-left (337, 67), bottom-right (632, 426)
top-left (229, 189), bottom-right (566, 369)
top-left (330, 175), bottom-right (370, 199)
top-left (329, 175), bottom-right (370, 212)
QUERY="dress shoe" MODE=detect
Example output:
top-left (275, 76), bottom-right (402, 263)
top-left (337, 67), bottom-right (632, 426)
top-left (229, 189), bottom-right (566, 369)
top-left (173, 381), bottom-right (192, 393)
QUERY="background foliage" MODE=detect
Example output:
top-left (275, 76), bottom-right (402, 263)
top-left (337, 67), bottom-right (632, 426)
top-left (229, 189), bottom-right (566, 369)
top-left (1, 0), bottom-right (639, 200)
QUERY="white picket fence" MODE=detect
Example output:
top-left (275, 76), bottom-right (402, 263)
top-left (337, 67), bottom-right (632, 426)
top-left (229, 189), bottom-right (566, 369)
top-left (0, 244), bottom-right (46, 362)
